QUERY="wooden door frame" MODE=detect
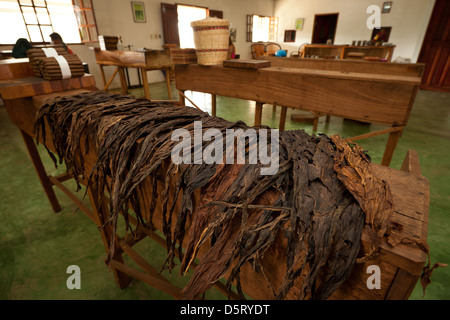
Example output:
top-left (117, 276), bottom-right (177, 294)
top-left (311, 12), bottom-right (339, 44)
top-left (417, 0), bottom-right (450, 91)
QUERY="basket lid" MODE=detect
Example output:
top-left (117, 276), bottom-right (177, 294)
top-left (191, 16), bottom-right (229, 27)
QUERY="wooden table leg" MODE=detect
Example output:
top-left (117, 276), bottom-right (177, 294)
top-left (99, 65), bottom-right (107, 89)
top-left (255, 102), bottom-right (263, 126)
top-left (103, 67), bottom-right (119, 91)
top-left (87, 185), bottom-right (131, 289)
top-left (279, 106), bottom-right (287, 131)
top-left (165, 68), bottom-right (172, 100)
top-left (118, 67), bottom-right (128, 95)
top-left (178, 89), bottom-right (186, 106)
top-left (313, 118), bottom-right (319, 132)
top-left (381, 126), bottom-right (403, 167)
top-left (19, 130), bottom-right (62, 213)
top-left (140, 68), bottom-right (150, 100)
top-left (211, 94), bottom-right (217, 117)
top-left (401, 150), bottom-right (421, 176)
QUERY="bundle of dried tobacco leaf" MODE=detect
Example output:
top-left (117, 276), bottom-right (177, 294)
top-left (34, 91), bottom-right (395, 300)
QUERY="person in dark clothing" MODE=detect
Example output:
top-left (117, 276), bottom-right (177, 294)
top-left (49, 32), bottom-right (73, 54)
top-left (12, 38), bottom-right (32, 58)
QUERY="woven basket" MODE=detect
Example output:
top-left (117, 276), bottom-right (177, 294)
top-left (191, 17), bottom-right (230, 66)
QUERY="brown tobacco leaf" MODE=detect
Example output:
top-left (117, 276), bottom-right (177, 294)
top-left (34, 92), bottom-right (392, 300)
top-left (421, 262), bottom-right (447, 297)
top-left (331, 135), bottom-right (394, 240)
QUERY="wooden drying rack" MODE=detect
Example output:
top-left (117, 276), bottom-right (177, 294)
top-left (0, 59), bottom-right (429, 300)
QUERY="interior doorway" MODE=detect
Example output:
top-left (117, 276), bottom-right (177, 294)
top-left (417, 0), bottom-right (450, 92)
top-left (312, 13), bottom-right (338, 44)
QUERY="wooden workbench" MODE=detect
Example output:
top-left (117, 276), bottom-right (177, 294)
top-left (174, 62), bottom-right (422, 167)
top-left (93, 48), bottom-right (173, 100)
top-left (0, 60), bottom-right (429, 299)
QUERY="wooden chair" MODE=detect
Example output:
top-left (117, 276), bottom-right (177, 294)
top-left (264, 42), bottom-right (282, 55)
top-left (251, 43), bottom-right (266, 59)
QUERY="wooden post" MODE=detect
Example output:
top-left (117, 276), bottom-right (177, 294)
top-left (140, 68), bottom-right (150, 100)
top-left (279, 106), bottom-right (287, 131)
top-left (254, 102), bottom-right (263, 126)
top-left (401, 150), bottom-right (422, 176)
top-left (87, 185), bottom-right (131, 289)
top-left (211, 94), bottom-right (217, 117)
top-left (98, 65), bottom-right (107, 89)
top-left (118, 67), bottom-right (128, 95)
top-left (165, 68), bottom-right (172, 100)
top-left (19, 130), bottom-right (62, 213)
top-left (103, 67), bottom-right (119, 91)
top-left (381, 126), bottom-right (403, 167)
top-left (313, 118), bottom-right (319, 132)
top-left (178, 90), bottom-right (186, 106)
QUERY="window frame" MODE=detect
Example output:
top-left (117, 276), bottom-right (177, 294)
top-left (72, 0), bottom-right (99, 43)
top-left (16, 0), bottom-right (55, 45)
top-left (246, 14), bottom-right (278, 43)
top-left (0, 0), bottom-right (99, 45)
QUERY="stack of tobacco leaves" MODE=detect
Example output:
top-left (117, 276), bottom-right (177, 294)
top-left (27, 46), bottom-right (68, 77)
top-left (34, 91), bottom-right (396, 300)
top-left (39, 54), bottom-right (84, 81)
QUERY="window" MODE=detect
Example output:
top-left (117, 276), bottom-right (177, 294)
top-left (284, 30), bottom-right (296, 43)
top-left (0, 0), bottom-right (98, 45)
top-left (73, 0), bottom-right (98, 42)
top-left (160, 3), bottom-right (223, 47)
top-left (246, 14), bottom-right (278, 42)
top-left (177, 4), bottom-right (207, 49)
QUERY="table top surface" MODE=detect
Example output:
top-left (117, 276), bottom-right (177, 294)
top-left (177, 63), bottom-right (422, 85)
top-left (0, 75), bottom-right (96, 100)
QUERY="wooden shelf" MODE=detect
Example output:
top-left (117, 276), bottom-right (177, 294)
top-left (302, 44), bottom-right (396, 61)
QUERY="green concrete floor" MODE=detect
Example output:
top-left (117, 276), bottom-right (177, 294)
top-left (0, 81), bottom-right (448, 300)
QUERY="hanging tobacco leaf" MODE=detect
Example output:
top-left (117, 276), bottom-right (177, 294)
top-left (34, 91), bottom-right (397, 300)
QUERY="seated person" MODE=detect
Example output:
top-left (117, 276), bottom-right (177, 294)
top-left (49, 32), bottom-right (74, 54)
top-left (12, 38), bottom-right (32, 58)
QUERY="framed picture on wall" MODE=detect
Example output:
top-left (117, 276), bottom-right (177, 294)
top-left (371, 26), bottom-right (392, 43)
top-left (295, 18), bottom-right (305, 30)
top-left (131, 1), bottom-right (146, 23)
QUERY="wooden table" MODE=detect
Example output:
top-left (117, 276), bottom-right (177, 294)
top-left (93, 48), bottom-right (173, 100)
top-left (0, 59), bottom-right (97, 212)
top-left (0, 62), bottom-right (430, 300)
top-left (174, 62), bottom-right (422, 167)
top-left (0, 58), bottom-right (33, 80)
top-left (263, 55), bottom-right (424, 142)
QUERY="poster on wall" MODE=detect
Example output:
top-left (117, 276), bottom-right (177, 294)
top-left (131, 2), bottom-right (146, 23)
top-left (295, 18), bottom-right (305, 30)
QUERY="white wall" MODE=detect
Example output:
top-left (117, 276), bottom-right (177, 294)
top-left (2, 0), bottom-right (435, 89)
top-left (273, 0), bottom-right (435, 62)
top-left (90, 0), bottom-right (274, 89)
